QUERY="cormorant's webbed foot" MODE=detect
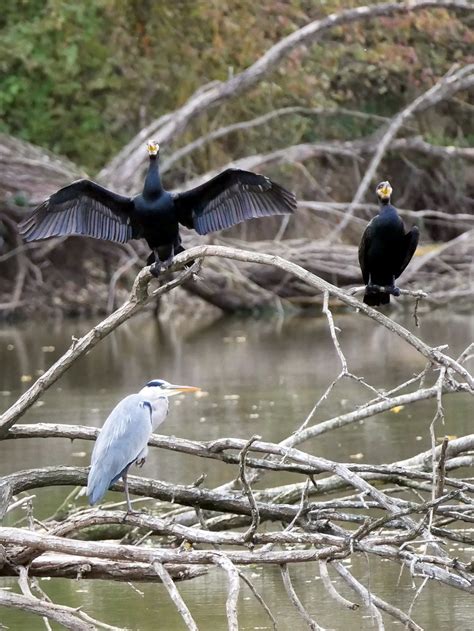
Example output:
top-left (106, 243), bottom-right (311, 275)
top-left (148, 247), bottom-right (176, 276)
top-left (365, 283), bottom-right (379, 295)
top-left (389, 285), bottom-right (401, 297)
top-left (149, 262), bottom-right (162, 278)
top-left (161, 253), bottom-right (175, 270)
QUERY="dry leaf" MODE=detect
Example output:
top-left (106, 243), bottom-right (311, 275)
top-left (390, 405), bottom-right (405, 413)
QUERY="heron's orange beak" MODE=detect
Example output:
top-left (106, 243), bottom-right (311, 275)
top-left (166, 384), bottom-right (201, 396)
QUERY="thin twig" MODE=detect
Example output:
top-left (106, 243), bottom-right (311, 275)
top-left (435, 437), bottom-right (450, 500)
top-left (280, 564), bottom-right (326, 631)
top-left (211, 554), bottom-right (240, 631)
top-left (318, 560), bottom-right (359, 611)
top-left (331, 562), bottom-right (384, 630)
top-left (239, 435), bottom-right (261, 543)
top-left (152, 562), bottom-right (198, 631)
top-left (237, 570), bottom-right (278, 630)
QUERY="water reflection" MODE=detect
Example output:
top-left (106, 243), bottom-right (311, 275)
top-left (0, 310), bottom-right (472, 629)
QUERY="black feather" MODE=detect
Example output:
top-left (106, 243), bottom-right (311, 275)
top-left (19, 180), bottom-right (135, 244)
top-left (173, 168), bottom-right (296, 235)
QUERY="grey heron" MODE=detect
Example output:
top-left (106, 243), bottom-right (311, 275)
top-left (87, 379), bottom-right (200, 512)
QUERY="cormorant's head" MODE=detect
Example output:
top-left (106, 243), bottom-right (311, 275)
top-left (376, 181), bottom-right (392, 202)
top-left (146, 140), bottom-right (160, 157)
top-left (139, 378), bottom-right (200, 399)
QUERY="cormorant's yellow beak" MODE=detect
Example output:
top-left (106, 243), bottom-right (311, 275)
top-left (379, 182), bottom-right (392, 199)
top-left (147, 140), bottom-right (160, 156)
top-left (165, 384), bottom-right (201, 397)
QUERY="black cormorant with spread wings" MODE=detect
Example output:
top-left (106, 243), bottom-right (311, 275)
top-left (358, 181), bottom-right (419, 306)
top-left (19, 141), bottom-right (296, 272)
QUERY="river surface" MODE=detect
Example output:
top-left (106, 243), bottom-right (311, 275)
top-left (0, 309), bottom-right (473, 630)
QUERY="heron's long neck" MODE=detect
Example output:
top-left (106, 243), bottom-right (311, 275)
top-left (150, 397), bottom-right (169, 431)
top-left (144, 156), bottom-right (163, 199)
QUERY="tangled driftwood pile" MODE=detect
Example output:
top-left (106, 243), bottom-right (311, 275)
top-left (0, 247), bottom-right (473, 629)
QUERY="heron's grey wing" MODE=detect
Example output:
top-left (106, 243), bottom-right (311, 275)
top-left (87, 395), bottom-right (152, 505)
top-left (358, 220), bottom-right (375, 285)
top-left (396, 226), bottom-right (419, 278)
top-left (19, 179), bottom-right (137, 244)
top-left (173, 168), bottom-right (296, 235)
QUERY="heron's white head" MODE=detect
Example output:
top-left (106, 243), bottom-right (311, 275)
top-left (146, 140), bottom-right (160, 157)
top-left (139, 379), bottom-right (200, 400)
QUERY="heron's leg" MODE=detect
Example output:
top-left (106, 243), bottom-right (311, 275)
top-left (122, 470), bottom-right (134, 514)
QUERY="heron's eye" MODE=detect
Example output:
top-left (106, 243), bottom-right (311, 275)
top-left (146, 379), bottom-right (165, 388)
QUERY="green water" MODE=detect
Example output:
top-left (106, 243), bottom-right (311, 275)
top-left (0, 309), bottom-right (472, 630)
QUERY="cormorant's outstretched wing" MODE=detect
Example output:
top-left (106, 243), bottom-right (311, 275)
top-left (396, 226), bottom-right (419, 277)
top-left (173, 169), bottom-right (296, 235)
top-left (19, 180), bottom-right (137, 244)
top-left (358, 220), bottom-right (375, 284)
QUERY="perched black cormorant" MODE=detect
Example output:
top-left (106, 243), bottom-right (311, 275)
top-left (358, 181), bottom-right (419, 306)
top-left (19, 141), bottom-right (296, 271)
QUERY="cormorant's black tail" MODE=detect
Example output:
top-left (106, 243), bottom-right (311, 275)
top-left (363, 291), bottom-right (390, 306)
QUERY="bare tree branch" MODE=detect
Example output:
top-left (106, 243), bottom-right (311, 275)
top-left (99, 1), bottom-right (474, 190)
top-left (0, 590), bottom-right (97, 631)
top-left (152, 562), bottom-right (198, 631)
top-left (331, 562), bottom-right (385, 630)
top-left (318, 561), bottom-right (359, 611)
top-left (160, 106), bottom-right (395, 175)
top-left (238, 435), bottom-right (261, 543)
top-left (210, 555), bottom-right (240, 631)
top-left (330, 64), bottom-right (474, 239)
top-left (281, 564), bottom-right (326, 631)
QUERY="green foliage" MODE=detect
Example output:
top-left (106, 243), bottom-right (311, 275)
top-left (0, 1), bottom-right (472, 172)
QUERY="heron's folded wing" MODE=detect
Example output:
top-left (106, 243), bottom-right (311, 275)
top-left (19, 179), bottom-right (137, 244)
top-left (87, 395), bottom-right (152, 505)
top-left (396, 226), bottom-right (420, 277)
top-left (173, 168), bottom-right (296, 235)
